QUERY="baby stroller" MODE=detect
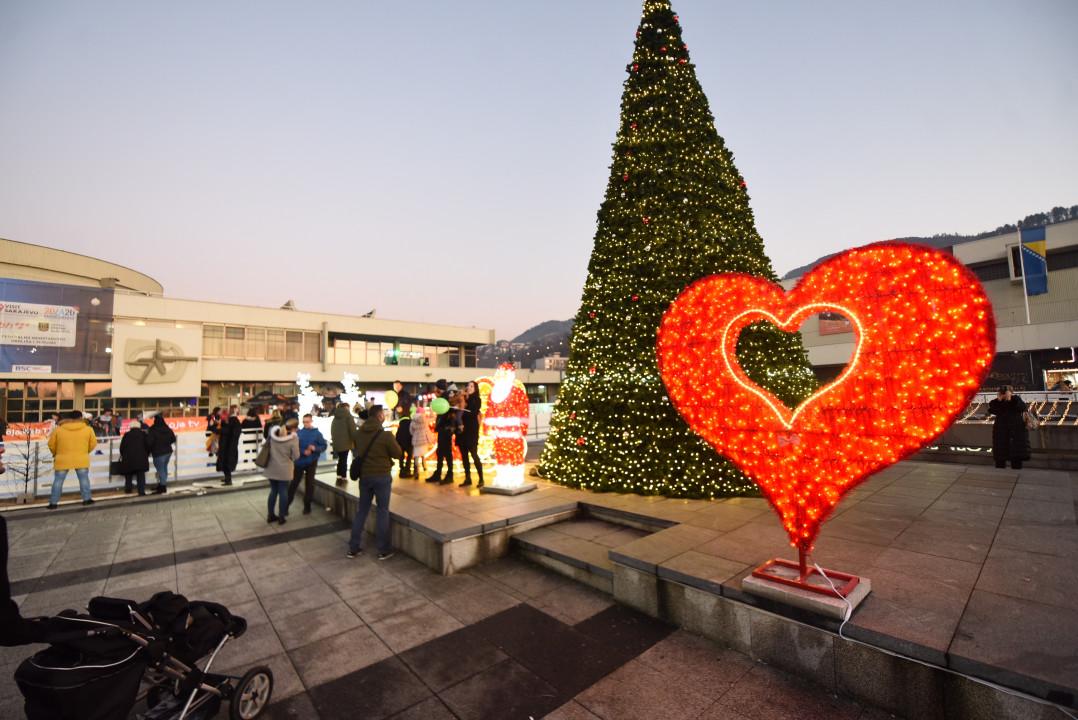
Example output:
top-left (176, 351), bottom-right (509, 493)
top-left (14, 591), bottom-right (273, 720)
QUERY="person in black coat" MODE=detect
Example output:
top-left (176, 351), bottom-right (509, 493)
top-left (241, 408), bottom-right (263, 431)
top-left (148, 415), bottom-right (177, 494)
top-left (427, 408), bottom-right (461, 485)
top-left (395, 413), bottom-right (413, 478)
top-left (216, 406), bottom-right (242, 486)
top-left (458, 382), bottom-right (484, 488)
top-left (988, 386), bottom-right (1031, 469)
top-left (120, 421), bottom-right (152, 495)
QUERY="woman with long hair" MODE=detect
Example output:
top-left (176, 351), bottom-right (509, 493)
top-left (458, 381), bottom-right (484, 488)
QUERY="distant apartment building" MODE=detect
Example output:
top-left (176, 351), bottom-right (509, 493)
top-left (534, 353), bottom-right (568, 372)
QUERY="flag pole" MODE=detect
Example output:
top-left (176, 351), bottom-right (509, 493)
top-left (1018, 225), bottom-right (1032, 325)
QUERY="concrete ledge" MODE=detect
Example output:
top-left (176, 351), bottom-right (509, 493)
top-left (313, 478), bottom-right (576, 576)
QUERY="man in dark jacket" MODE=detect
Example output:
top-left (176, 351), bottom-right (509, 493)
top-left (988, 386), bottom-right (1031, 469)
top-left (216, 406), bottom-right (242, 486)
top-left (392, 380), bottom-right (412, 418)
top-left (330, 403), bottom-right (356, 485)
top-left (289, 414), bottom-right (327, 514)
top-left (120, 421), bottom-right (152, 495)
top-left (346, 405), bottom-right (402, 561)
top-left (148, 415), bottom-right (177, 494)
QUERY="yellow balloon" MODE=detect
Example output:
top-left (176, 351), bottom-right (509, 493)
top-left (384, 390), bottom-right (399, 409)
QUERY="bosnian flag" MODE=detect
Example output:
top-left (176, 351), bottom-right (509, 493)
top-left (1020, 226), bottom-right (1048, 296)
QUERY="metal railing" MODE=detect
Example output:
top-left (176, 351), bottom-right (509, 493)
top-left (0, 429), bottom-right (333, 500)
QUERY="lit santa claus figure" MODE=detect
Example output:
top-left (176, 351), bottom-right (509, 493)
top-left (484, 363), bottom-right (530, 488)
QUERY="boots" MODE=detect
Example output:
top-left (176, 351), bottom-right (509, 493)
top-left (460, 472), bottom-right (472, 487)
top-left (439, 472), bottom-right (454, 485)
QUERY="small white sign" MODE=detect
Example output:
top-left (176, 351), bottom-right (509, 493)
top-left (0, 301), bottom-right (78, 347)
top-left (11, 364), bottom-right (52, 373)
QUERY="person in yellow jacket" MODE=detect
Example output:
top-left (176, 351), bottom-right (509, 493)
top-left (46, 410), bottom-right (99, 509)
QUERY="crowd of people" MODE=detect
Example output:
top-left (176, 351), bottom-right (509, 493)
top-left (3, 374), bottom-right (505, 570)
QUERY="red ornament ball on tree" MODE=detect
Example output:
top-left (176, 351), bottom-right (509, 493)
top-left (576, 437), bottom-right (586, 446)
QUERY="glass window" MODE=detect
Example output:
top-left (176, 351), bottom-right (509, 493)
top-left (266, 330), bottom-right (285, 360)
top-left (203, 325), bottom-right (224, 357)
top-left (246, 328), bottom-right (266, 359)
top-left (367, 343), bottom-right (381, 366)
top-left (224, 326), bottom-right (245, 357)
top-left (304, 332), bottom-right (320, 363)
top-left (331, 339), bottom-right (349, 365)
top-left (85, 382), bottom-right (111, 399)
top-left (464, 346), bottom-right (477, 368)
top-left (286, 331), bottom-right (304, 362)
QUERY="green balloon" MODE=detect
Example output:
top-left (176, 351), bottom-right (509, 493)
top-left (431, 397), bottom-right (450, 415)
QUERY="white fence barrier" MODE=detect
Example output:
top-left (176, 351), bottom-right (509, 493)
top-left (1, 429), bottom-right (334, 500)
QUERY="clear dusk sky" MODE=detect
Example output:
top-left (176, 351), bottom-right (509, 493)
top-left (2, 0), bottom-right (1076, 340)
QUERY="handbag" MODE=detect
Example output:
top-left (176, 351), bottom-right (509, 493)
top-left (253, 441), bottom-right (271, 469)
top-left (349, 432), bottom-right (382, 481)
top-left (1023, 411), bottom-right (1040, 431)
top-left (109, 460), bottom-right (126, 476)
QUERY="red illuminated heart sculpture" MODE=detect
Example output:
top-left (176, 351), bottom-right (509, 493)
top-left (656, 242), bottom-right (995, 553)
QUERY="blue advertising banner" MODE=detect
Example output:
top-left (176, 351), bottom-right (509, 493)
top-left (0, 279), bottom-right (114, 374)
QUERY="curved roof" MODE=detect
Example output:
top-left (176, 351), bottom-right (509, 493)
top-left (0, 238), bottom-right (163, 294)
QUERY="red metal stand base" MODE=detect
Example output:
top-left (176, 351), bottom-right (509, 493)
top-left (751, 550), bottom-right (861, 598)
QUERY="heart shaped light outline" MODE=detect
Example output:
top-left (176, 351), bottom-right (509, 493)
top-left (720, 302), bottom-right (865, 430)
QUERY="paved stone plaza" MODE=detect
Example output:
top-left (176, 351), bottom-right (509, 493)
top-left (320, 458), bottom-right (1078, 713)
top-left (1, 489), bottom-right (901, 720)
top-left (2, 458), bottom-right (1077, 719)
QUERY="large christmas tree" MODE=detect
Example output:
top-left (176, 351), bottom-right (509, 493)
top-left (538, 0), bottom-right (817, 498)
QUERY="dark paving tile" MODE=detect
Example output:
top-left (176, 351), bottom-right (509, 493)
top-left (263, 691), bottom-right (320, 719)
top-left (889, 520), bottom-right (994, 564)
top-left (704, 664), bottom-right (863, 720)
top-left (440, 657), bottom-right (562, 720)
top-left (949, 590), bottom-right (1078, 704)
top-left (975, 545), bottom-right (1078, 609)
top-left (846, 567), bottom-right (970, 666)
top-left (635, 630), bottom-right (754, 699)
top-left (1003, 498), bottom-right (1076, 525)
top-left (528, 582), bottom-right (612, 625)
top-left (993, 522), bottom-right (1078, 558)
top-left (573, 603), bottom-right (674, 661)
top-left (369, 600), bottom-right (464, 653)
top-left (288, 625), bottom-right (393, 687)
top-left (388, 696), bottom-right (457, 719)
top-left (472, 604), bottom-right (626, 697)
top-left (544, 700), bottom-right (603, 719)
top-left (575, 658), bottom-right (716, 720)
top-left (399, 624), bottom-right (508, 692)
top-left (309, 656), bottom-right (431, 720)
top-left (871, 547), bottom-right (981, 591)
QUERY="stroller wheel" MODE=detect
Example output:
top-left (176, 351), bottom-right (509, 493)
top-left (230, 666), bottom-right (273, 719)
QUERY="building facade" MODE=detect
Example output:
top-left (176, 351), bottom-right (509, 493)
top-left (786, 218), bottom-right (1078, 391)
top-left (0, 240), bottom-right (562, 424)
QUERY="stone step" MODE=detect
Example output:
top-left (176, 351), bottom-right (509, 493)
top-left (511, 517), bottom-right (651, 594)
